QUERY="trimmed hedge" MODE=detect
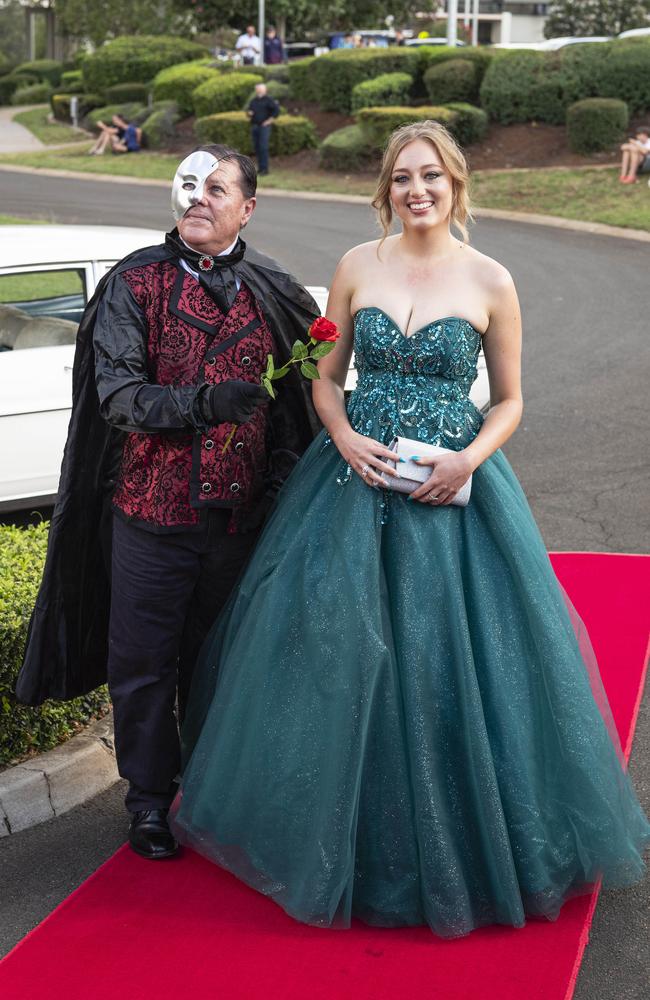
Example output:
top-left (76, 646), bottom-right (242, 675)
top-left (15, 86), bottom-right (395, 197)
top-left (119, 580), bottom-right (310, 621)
top-left (445, 102), bottom-right (489, 146)
top-left (192, 72), bottom-right (263, 118)
top-left (131, 100), bottom-right (177, 126)
top-left (11, 82), bottom-right (52, 106)
top-left (356, 105), bottom-right (456, 149)
top-left (61, 69), bottom-right (83, 89)
top-left (82, 35), bottom-right (207, 93)
top-left (351, 72), bottom-right (413, 112)
top-left (417, 44), bottom-right (494, 85)
top-left (566, 97), bottom-right (629, 153)
top-left (424, 59), bottom-right (478, 105)
top-left (14, 59), bottom-right (62, 87)
top-left (194, 112), bottom-right (317, 156)
top-left (319, 124), bottom-right (375, 171)
top-left (0, 73), bottom-right (37, 105)
top-left (51, 92), bottom-right (104, 122)
top-left (561, 38), bottom-right (650, 116)
top-left (287, 56), bottom-right (320, 103)
top-left (142, 106), bottom-right (181, 149)
top-left (0, 523), bottom-right (110, 767)
top-left (104, 82), bottom-right (151, 105)
top-left (479, 50), bottom-right (570, 125)
top-left (84, 102), bottom-right (146, 131)
top-left (152, 61), bottom-right (219, 116)
top-left (260, 64), bottom-right (290, 85)
top-left (315, 48), bottom-right (420, 113)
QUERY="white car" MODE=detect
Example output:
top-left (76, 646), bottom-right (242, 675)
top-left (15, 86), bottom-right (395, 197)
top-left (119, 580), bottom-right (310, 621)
top-left (0, 225), bottom-right (489, 510)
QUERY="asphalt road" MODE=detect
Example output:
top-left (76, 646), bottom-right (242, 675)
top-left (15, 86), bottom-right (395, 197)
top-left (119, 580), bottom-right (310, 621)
top-left (0, 170), bottom-right (648, 997)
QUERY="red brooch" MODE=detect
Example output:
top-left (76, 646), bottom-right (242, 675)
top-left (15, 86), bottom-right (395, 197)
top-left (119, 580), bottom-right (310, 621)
top-left (198, 255), bottom-right (214, 271)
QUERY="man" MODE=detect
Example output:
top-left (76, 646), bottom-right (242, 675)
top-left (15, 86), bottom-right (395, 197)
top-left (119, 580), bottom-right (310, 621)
top-left (235, 24), bottom-right (261, 66)
top-left (247, 82), bottom-right (280, 176)
top-left (264, 26), bottom-right (284, 65)
top-left (16, 144), bottom-right (320, 859)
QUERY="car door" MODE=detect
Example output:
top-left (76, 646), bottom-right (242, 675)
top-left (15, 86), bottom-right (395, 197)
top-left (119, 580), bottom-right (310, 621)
top-left (0, 262), bottom-right (92, 508)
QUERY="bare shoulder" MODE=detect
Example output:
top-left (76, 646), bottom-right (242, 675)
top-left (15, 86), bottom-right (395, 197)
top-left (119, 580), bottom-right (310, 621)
top-left (337, 237), bottom-right (388, 270)
top-left (463, 243), bottom-right (515, 293)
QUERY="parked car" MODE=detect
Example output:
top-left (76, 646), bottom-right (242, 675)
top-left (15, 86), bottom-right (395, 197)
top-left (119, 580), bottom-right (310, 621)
top-left (617, 27), bottom-right (650, 39)
top-left (403, 37), bottom-right (466, 47)
top-left (0, 225), bottom-right (489, 510)
top-left (538, 36), bottom-right (611, 51)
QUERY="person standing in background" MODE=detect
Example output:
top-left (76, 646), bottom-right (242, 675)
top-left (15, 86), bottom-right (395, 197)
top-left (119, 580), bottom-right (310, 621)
top-left (247, 82), bottom-right (280, 176)
top-left (264, 26), bottom-right (284, 65)
top-left (235, 25), bottom-right (261, 65)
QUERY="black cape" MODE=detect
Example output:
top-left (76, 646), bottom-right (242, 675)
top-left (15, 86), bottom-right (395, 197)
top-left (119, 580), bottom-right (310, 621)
top-left (15, 239), bottom-right (321, 705)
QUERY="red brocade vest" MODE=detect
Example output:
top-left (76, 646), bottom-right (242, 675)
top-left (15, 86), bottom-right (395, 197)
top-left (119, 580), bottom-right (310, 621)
top-left (111, 261), bottom-right (274, 532)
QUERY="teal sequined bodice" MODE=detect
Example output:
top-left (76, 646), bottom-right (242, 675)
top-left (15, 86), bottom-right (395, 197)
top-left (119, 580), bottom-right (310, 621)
top-left (348, 307), bottom-right (484, 449)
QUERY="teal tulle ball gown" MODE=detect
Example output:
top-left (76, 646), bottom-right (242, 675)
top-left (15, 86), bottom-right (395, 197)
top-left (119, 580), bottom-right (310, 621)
top-left (169, 307), bottom-right (650, 937)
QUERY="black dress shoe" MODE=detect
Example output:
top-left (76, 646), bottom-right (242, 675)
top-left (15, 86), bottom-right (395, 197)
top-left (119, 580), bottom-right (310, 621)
top-left (128, 809), bottom-right (178, 859)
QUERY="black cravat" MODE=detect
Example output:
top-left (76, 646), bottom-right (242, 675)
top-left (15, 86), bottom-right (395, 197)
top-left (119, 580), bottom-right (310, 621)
top-left (165, 228), bottom-right (246, 315)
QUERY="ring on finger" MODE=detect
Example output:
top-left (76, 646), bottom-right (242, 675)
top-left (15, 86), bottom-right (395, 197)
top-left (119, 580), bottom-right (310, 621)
top-left (427, 490), bottom-right (439, 502)
top-left (361, 463), bottom-right (370, 478)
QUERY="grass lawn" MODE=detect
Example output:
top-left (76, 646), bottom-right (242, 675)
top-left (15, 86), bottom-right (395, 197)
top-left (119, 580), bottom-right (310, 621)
top-left (0, 148), bottom-right (648, 231)
top-left (471, 168), bottom-right (650, 232)
top-left (12, 107), bottom-right (90, 146)
top-left (0, 214), bottom-right (45, 224)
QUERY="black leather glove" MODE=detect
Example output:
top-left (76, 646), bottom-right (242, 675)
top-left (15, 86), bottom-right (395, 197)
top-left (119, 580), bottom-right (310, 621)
top-left (200, 380), bottom-right (269, 425)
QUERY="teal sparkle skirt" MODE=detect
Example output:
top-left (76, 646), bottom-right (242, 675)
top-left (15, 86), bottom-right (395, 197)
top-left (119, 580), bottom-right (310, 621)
top-left (169, 431), bottom-right (650, 938)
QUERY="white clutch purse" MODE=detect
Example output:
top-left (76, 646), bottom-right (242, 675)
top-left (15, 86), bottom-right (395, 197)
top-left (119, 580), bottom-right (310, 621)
top-left (380, 436), bottom-right (472, 507)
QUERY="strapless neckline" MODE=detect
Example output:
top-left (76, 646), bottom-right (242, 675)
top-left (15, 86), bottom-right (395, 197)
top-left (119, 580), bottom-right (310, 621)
top-left (354, 306), bottom-right (483, 341)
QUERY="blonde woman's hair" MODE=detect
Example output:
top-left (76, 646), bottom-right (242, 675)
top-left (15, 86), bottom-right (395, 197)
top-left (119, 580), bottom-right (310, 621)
top-left (371, 120), bottom-right (473, 244)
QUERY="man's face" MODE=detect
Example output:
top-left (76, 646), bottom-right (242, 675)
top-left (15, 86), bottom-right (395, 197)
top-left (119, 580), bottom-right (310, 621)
top-left (177, 159), bottom-right (256, 253)
top-left (255, 83), bottom-right (267, 97)
top-left (247, 25), bottom-right (255, 36)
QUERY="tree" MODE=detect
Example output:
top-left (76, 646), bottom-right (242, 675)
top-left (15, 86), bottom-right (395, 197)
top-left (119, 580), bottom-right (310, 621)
top-left (544, 0), bottom-right (650, 38)
top-left (55, 0), bottom-right (193, 48)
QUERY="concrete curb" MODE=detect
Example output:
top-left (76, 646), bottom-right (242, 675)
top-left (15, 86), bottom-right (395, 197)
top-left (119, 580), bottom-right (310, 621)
top-left (0, 713), bottom-right (118, 836)
top-left (0, 162), bottom-right (649, 243)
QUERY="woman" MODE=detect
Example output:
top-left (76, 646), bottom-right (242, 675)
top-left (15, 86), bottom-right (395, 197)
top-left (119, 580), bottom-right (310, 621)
top-left (169, 122), bottom-right (650, 937)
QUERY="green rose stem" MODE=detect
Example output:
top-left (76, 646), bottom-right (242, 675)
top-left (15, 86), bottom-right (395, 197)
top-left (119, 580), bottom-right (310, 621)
top-left (221, 335), bottom-right (337, 455)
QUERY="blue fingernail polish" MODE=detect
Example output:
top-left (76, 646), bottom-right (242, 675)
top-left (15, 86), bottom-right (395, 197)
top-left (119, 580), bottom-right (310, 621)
top-left (406, 495), bottom-right (413, 501)
top-left (398, 457), bottom-right (406, 463)
top-left (410, 455), bottom-right (420, 461)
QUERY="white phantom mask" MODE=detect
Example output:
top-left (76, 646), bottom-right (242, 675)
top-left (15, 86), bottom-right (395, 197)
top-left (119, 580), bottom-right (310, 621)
top-left (171, 151), bottom-right (220, 221)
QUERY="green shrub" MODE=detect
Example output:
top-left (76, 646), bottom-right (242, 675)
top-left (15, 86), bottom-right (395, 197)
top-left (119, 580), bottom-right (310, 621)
top-left (83, 102), bottom-right (146, 131)
top-left (152, 61), bottom-right (219, 116)
top-left (131, 100), bottom-right (177, 126)
top-left (561, 39), bottom-right (650, 116)
top-left (104, 82), bottom-right (151, 105)
top-left (243, 80), bottom-right (290, 109)
top-left (60, 69), bottom-right (83, 89)
top-left (194, 111), bottom-right (317, 156)
top-left (319, 124), bottom-right (376, 171)
top-left (356, 105), bottom-right (456, 149)
top-left (417, 45), bottom-right (494, 94)
top-left (566, 97), bottom-right (629, 153)
top-left (315, 48), bottom-right (420, 113)
top-left (351, 72), bottom-right (413, 112)
top-left (82, 35), bottom-right (207, 93)
top-left (11, 82), bottom-right (52, 106)
top-left (0, 523), bottom-right (110, 766)
top-left (14, 59), bottom-right (62, 87)
top-left (479, 50), bottom-right (572, 125)
top-left (287, 56), bottom-right (320, 102)
top-left (424, 59), bottom-right (478, 105)
top-left (261, 64), bottom-right (290, 85)
top-left (444, 102), bottom-right (488, 146)
top-left (142, 106), bottom-right (181, 148)
top-left (192, 72), bottom-right (263, 117)
top-left (50, 92), bottom-right (104, 121)
top-left (0, 73), bottom-right (37, 105)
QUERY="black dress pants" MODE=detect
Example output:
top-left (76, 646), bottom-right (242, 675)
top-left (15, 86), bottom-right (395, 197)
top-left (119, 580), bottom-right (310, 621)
top-left (108, 510), bottom-right (260, 812)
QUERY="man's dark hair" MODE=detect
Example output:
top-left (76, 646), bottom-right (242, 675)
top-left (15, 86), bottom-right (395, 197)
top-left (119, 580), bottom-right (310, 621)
top-left (194, 144), bottom-right (257, 199)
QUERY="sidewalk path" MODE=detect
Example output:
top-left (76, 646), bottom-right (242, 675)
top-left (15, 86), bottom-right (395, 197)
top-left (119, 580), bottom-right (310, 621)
top-left (0, 106), bottom-right (45, 153)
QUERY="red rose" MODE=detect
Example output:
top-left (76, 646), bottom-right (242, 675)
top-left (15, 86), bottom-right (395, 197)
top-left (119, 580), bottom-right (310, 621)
top-left (309, 317), bottom-right (340, 343)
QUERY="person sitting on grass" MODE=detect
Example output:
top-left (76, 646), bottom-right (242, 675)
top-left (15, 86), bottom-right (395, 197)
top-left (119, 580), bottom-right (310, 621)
top-left (619, 126), bottom-right (650, 183)
top-left (89, 114), bottom-right (141, 156)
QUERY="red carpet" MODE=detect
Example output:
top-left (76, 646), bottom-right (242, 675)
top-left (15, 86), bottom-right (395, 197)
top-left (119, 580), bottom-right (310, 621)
top-left (1, 553), bottom-right (648, 1000)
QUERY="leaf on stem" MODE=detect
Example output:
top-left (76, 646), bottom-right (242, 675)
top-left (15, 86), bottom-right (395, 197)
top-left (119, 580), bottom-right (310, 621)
top-left (291, 339), bottom-right (309, 360)
top-left (262, 375), bottom-right (277, 399)
top-left (310, 342), bottom-right (335, 360)
top-left (300, 361), bottom-right (320, 380)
